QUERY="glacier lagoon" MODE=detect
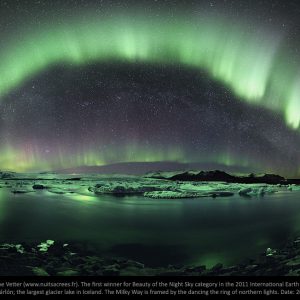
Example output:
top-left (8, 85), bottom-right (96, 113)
top-left (0, 176), bottom-right (300, 268)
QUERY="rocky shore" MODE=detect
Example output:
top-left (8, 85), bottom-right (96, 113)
top-left (1, 238), bottom-right (300, 276)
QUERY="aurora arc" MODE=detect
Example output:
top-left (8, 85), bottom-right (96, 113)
top-left (0, 141), bottom-right (257, 173)
top-left (1, 12), bottom-right (300, 129)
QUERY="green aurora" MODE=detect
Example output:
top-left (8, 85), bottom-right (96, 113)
top-left (0, 12), bottom-right (298, 128)
top-left (0, 142), bottom-right (257, 173)
top-left (0, 10), bottom-right (299, 173)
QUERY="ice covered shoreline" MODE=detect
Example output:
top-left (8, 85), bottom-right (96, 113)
top-left (0, 170), bottom-right (299, 199)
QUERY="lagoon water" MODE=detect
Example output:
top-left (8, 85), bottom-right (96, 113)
top-left (0, 187), bottom-right (300, 267)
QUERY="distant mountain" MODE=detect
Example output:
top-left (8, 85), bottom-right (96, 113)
top-left (171, 170), bottom-right (235, 182)
top-left (54, 162), bottom-right (188, 175)
top-left (54, 161), bottom-right (258, 175)
top-left (168, 170), bottom-right (285, 184)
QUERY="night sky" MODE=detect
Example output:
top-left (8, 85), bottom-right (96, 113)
top-left (1, 0), bottom-right (300, 176)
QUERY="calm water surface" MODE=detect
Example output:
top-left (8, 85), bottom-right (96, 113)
top-left (0, 187), bottom-right (300, 267)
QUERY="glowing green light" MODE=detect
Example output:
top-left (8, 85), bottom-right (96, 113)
top-left (1, 12), bottom-right (298, 129)
top-left (0, 142), bottom-right (185, 172)
top-left (0, 11), bottom-right (300, 173)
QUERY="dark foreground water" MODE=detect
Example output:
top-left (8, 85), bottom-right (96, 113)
top-left (0, 187), bottom-right (300, 267)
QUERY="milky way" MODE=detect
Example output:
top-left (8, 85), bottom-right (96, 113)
top-left (0, 0), bottom-right (300, 176)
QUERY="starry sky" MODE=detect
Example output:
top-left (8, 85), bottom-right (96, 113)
top-left (1, 0), bottom-right (300, 176)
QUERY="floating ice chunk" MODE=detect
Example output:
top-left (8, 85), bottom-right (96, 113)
top-left (144, 191), bottom-right (200, 199)
top-left (288, 185), bottom-right (300, 191)
top-left (89, 181), bottom-right (163, 195)
top-left (238, 187), bottom-right (252, 196)
top-left (266, 247), bottom-right (277, 256)
top-left (31, 267), bottom-right (50, 276)
top-left (144, 190), bottom-right (234, 199)
top-left (0, 243), bottom-right (25, 253)
top-left (15, 244), bottom-right (25, 254)
top-left (258, 187), bottom-right (265, 196)
top-left (37, 240), bottom-right (55, 252)
top-left (238, 185), bottom-right (278, 196)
